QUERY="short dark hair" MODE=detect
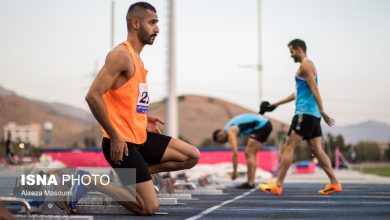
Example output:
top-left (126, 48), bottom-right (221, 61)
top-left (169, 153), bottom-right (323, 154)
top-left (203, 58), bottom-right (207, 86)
top-left (126, 2), bottom-right (156, 30)
top-left (212, 129), bottom-right (227, 143)
top-left (288, 39), bottom-right (307, 52)
top-left (128, 2), bottom-right (156, 13)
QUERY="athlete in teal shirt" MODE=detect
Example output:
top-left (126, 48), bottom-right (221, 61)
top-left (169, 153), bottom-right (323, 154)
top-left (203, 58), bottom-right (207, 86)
top-left (213, 113), bottom-right (272, 189)
top-left (223, 114), bottom-right (269, 137)
top-left (259, 39), bottom-right (341, 195)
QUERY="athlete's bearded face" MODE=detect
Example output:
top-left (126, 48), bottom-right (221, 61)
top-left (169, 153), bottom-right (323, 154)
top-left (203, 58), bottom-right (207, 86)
top-left (138, 10), bottom-right (159, 45)
top-left (289, 46), bottom-right (300, 63)
top-left (138, 24), bottom-right (158, 45)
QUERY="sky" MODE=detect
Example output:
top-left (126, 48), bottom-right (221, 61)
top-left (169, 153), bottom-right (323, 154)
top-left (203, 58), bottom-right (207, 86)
top-left (1, 0), bottom-right (390, 125)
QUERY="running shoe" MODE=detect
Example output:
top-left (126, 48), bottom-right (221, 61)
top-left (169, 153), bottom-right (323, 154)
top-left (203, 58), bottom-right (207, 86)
top-left (67, 170), bottom-right (91, 210)
top-left (318, 183), bottom-right (342, 195)
top-left (258, 181), bottom-right (283, 195)
top-left (236, 182), bottom-right (255, 189)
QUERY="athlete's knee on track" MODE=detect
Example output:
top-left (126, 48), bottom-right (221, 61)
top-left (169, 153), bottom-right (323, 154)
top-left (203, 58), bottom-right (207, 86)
top-left (136, 198), bottom-right (159, 216)
top-left (142, 200), bottom-right (159, 215)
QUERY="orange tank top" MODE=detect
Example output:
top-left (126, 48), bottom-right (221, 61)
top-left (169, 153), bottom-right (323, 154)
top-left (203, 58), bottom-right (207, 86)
top-left (102, 41), bottom-right (149, 144)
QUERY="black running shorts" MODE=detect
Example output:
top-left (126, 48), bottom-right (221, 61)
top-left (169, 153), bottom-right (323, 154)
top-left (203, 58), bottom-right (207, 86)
top-left (249, 121), bottom-right (273, 143)
top-left (102, 132), bottom-right (172, 185)
top-left (288, 114), bottom-right (322, 140)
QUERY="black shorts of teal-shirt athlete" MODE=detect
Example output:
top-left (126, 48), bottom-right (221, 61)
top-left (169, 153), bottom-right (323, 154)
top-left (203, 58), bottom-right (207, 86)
top-left (249, 121), bottom-right (273, 143)
top-left (288, 114), bottom-right (322, 140)
top-left (102, 132), bottom-right (171, 185)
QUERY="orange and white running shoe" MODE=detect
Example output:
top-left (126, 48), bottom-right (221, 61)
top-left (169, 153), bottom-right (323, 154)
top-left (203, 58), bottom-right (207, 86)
top-left (258, 182), bottom-right (283, 195)
top-left (318, 183), bottom-right (342, 195)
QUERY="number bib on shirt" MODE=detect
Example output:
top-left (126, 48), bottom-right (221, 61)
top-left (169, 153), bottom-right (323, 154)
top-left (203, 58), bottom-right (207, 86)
top-left (136, 83), bottom-right (149, 113)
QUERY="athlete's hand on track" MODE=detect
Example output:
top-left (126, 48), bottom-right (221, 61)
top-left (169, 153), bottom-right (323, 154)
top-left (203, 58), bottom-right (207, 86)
top-left (321, 112), bottom-right (335, 126)
top-left (147, 115), bottom-right (165, 133)
top-left (110, 138), bottom-right (128, 165)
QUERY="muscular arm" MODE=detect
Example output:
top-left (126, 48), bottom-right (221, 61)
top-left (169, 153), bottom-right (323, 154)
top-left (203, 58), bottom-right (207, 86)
top-left (301, 61), bottom-right (335, 126)
top-left (227, 126), bottom-right (239, 180)
top-left (85, 49), bottom-right (134, 163)
top-left (271, 93), bottom-right (295, 107)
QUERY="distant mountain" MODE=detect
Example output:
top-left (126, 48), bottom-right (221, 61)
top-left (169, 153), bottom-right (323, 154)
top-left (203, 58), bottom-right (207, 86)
top-left (0, 85), bottom-right (289, 147)
top-left (0, 86), bottom-right (17, 97)
top-left (0, 85), bottom-right (97, 147)
top-left (323, 120), bottom-right (390, 144)
top-left (0, 86), bottom-right (94, 123)
top-left (34, 101), bottom-right (95, 123)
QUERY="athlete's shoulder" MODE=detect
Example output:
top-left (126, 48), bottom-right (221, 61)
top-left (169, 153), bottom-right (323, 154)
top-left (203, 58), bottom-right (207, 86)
top-left (108, 45), bottom-right (131, 59)
top-left (301, 58), bottom-right (314, 68)
top-left (300, 59), bottom-right (316, 78)
top-left (227, 125), bottom-right (239, 134)
top-left (105, 45), bottom-right (132, 67)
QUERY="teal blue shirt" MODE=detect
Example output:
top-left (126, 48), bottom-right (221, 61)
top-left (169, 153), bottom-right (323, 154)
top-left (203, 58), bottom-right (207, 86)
top-left (224, 114), bottom-right (269, 137)
top-left (295, 74), bottom-right (321, 118)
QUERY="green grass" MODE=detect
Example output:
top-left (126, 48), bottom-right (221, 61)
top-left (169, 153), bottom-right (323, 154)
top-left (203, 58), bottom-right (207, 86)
top-left (353, 166), bottom-right (390, 177)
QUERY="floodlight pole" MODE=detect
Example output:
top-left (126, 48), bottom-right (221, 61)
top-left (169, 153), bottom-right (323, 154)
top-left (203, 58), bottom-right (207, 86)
top-left (167, 0), bottom-right (178, 138)
top-left (257, 0), bottom-right (263, 103)
top-left (111, 1), bottom-right (115, 48)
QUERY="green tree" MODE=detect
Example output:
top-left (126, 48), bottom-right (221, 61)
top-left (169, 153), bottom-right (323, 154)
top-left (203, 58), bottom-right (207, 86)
top-left (200, 138), bottom-right (220, 147)
top-left (324, 133), bottom-right (350, 163)
top-left (355, 141), bottom-right (381, 161)
top-left (84, 137), bottom-right (98, 148)
top-left (385, 143), bottom-right (390, 161)
top-left (335, 135), bottom-right (348, 153)
top-left (326, 133), bottom-right (335, 150)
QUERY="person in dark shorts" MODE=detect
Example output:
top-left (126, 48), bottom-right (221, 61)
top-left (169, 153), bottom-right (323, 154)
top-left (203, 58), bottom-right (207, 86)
top-left (5, 131), bottom-right (17, 165)
top-left (66, 2), bottom-right (200, 216)
top-left (258, 39), bottom-right (341, 195)
top-left (213, 113), bottom-right (272, 189)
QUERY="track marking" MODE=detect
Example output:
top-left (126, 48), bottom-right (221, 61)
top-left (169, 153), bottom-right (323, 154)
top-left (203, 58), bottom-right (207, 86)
top-left (185, 188), bottom-right (256, 220)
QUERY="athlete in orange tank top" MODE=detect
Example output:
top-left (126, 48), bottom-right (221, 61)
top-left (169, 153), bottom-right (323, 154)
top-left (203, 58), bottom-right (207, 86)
top-left (102, 41), bottom-right (149, 144)
top-left (83, 2), bottom-right (199, 215)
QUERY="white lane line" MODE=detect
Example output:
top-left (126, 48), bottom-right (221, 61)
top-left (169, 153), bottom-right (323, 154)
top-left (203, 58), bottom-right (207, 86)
top-left (273, 195), bottom-right (390, 199)
top-left (185, 188), bottom-right (257, 220)
top-left (233, 200), bottom-right (390, 205)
